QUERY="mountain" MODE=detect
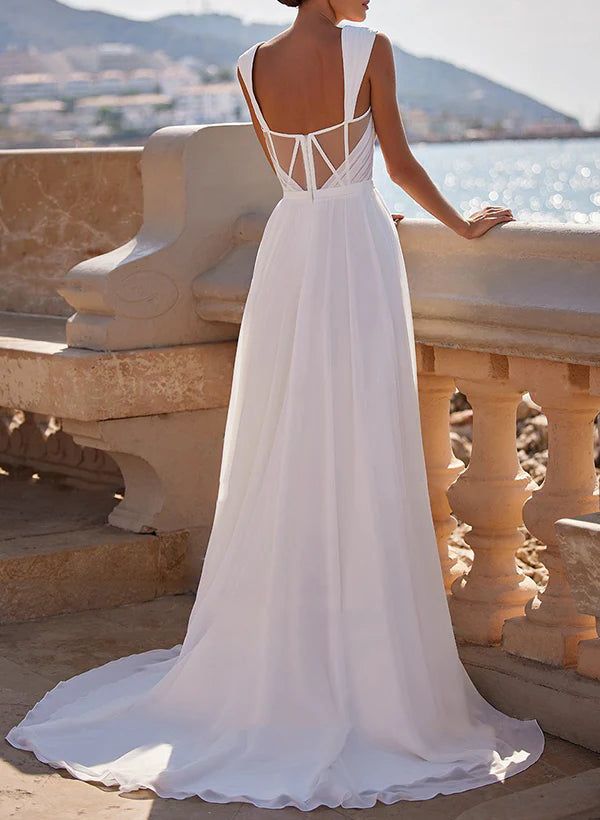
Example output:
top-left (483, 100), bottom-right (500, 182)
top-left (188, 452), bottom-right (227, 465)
top-left (0, 0), bottom-right (579, 129)
top-left (0, 0), bottom-right (233, 64)
top-left (391, 49), bottom-right (565, 124)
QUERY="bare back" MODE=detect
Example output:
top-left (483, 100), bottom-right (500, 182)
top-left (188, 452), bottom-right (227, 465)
top-left (249, 27), bottom-right (371, 135)
top-left (237, 25), bottom-right (378, 195)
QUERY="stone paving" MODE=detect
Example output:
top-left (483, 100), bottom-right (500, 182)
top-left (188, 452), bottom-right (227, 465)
top-left (2, 594), bottom-right (599, 820)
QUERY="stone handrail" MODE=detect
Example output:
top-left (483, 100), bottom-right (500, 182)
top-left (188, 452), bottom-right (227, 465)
top-left (198, 210), bottom-right (600, 364)
top-left (56, 125), bottom-right (280, 350)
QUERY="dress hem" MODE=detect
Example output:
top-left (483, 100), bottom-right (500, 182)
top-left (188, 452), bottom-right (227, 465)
top-left (5, 722), bottom-right (545, 811)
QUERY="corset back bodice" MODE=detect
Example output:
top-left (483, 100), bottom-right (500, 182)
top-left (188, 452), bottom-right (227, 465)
top-left (237, 25), bottom-right (378, 200)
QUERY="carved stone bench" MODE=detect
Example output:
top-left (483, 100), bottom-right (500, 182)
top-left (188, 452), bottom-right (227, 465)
top-left (0, 125), bottom-right (279, 621)
top-left (0, 310), bottom-right (234, 621)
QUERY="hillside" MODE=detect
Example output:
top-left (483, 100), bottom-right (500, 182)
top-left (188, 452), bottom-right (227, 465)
top-left (0, 0), bottom-right (579, 129)
top-left (0, 0), bottom-right (231, 63)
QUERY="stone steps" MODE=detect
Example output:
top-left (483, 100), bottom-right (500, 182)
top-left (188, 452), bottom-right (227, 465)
top-left (0, 524), bottom-right (193, 624)
top-left (456, 767), bottom-right (600, 819)
top-left (459, 644), bottom-right (600, 755)
top-left (0, 474), bottom-right (197, 624)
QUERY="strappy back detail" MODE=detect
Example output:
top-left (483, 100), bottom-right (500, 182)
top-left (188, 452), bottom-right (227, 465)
top-left (237, 25), bottom-right (378, 198)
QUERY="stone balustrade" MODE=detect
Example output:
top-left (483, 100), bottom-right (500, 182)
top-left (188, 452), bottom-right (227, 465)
top-left (396, 216), bottom-right (600, 750)
top-left (1, 123), bottom-right (600, 748)
top-left (0, 407), bottom-right (122, 489)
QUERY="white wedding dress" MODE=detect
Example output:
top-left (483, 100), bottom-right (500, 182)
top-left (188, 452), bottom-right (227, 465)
top-left (6, 24), bottom-right (544, 810)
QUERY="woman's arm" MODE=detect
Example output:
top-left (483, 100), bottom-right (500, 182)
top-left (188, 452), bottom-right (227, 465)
top-left (369, 33), bottom-right (515, 240)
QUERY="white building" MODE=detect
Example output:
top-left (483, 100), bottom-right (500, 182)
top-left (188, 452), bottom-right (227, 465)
top-left (8, 99), bottom-right (65, 130)
top-left (1, 73), bottom-right (60, 104)
top-left (93, 70), bottom-right (127, 95)
top-left (158, 64), bottom-right (200, 97)
top-left (62, 72), bottom-right (97, 99)
top-left (74, 93), bottom-right (173, 131)
top-left (174, 82), bottom-right (245, 125)
top-left (127, 69), bottom-right (159, 94)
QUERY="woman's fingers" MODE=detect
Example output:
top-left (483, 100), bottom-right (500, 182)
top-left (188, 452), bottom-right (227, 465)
top-left (466, 209), bottom-right (516, 239)
top-left (473, 207), bottom-right (514, 221)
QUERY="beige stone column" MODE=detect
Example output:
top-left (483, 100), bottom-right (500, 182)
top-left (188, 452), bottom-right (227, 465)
top-left (503, 361), bottom-right (599, 666)
top-left (446, 375), bottom-right (538, 645)
top-left (63, 408), bottom-right (227, 537)
top-left (416, 345), bottom-right (464, 590)
top-left (556, 513), bottom-right (600, 680)
top-left (578, 624), bottom-right (600, 678)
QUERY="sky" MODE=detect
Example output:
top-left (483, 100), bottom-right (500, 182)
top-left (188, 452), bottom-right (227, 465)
top-left (63, 0), bottom-right (599, 128)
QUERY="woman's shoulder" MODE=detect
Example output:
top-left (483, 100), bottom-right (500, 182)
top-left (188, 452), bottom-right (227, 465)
top-left (342, 24), bottom-right (388, 72)
top-left (237, 31), bottom-right (287, 67)
top-left (237, 41), bottom-right (261, 68)
top-left (364, 28), bottom-right (395, 69)
top-left (342, 23), bottom-right (380, 42)
top-left (342, 24), bottom-right (389, 63)
top-left (237, 25), bottom-right (388, 71)
top-left (342, 24), bottom-right (393, 49)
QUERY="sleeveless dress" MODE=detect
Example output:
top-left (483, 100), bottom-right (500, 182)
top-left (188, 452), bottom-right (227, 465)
top-left (5, 24), bottom-right (544, 810)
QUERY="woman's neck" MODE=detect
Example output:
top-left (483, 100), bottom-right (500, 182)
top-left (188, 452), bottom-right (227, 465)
top-left (293, 1), bottom-right (341, 33)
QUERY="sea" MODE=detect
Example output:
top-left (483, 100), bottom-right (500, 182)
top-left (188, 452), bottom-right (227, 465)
top-left (373, 137), bottom-right (600, 226)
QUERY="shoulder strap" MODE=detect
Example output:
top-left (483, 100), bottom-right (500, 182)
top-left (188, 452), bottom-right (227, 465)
top-left (237, 42), bottom-right (269, 131)
top-left (342, 25), bottom-right (378, 121)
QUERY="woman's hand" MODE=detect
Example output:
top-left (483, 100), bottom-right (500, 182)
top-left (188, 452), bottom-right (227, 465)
top-left (458, 206), bottom-right (516, 239)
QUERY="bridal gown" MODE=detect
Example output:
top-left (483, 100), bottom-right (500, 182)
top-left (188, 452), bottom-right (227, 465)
top-left (6, 24), bottom-right (544, 810)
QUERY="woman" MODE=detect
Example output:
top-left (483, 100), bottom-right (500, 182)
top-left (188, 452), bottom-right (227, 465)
top-left (6, 0), bottom-right (545, 810)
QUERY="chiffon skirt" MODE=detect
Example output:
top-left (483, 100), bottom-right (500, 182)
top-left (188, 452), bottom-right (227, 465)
top-left (6, 180), bottom-right (544, 809)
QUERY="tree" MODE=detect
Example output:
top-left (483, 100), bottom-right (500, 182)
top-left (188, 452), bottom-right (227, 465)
top-left (96, 107), bottom-right (123, 132)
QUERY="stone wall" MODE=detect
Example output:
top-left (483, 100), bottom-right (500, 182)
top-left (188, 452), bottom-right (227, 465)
top-left (0, 147), bottom-right (143, 316)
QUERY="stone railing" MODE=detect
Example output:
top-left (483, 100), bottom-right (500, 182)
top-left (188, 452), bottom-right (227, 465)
top-left (0, 407), bottom-right (122, 488)
top-left (1, 125), bottom-right (600, 750)
top-left (400, 223), bottom-right (600, 751)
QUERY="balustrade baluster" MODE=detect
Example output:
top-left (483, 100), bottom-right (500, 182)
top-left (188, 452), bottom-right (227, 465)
top-left (416, 345), bottom-right (464, 591)
top-left (446, 375), bottom-right (538, 644)
top-left (503, 361), bottom-right (599, 666)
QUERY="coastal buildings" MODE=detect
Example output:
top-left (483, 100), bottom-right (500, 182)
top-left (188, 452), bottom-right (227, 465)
top-left (0, 44), bottom-right (587, 148)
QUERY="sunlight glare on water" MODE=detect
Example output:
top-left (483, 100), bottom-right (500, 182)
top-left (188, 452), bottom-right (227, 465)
top-left (374, 137), bottom-right (600, 226)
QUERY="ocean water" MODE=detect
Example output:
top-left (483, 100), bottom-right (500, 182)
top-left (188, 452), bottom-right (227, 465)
top-left (373, 137), bottom-right (600, 226)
